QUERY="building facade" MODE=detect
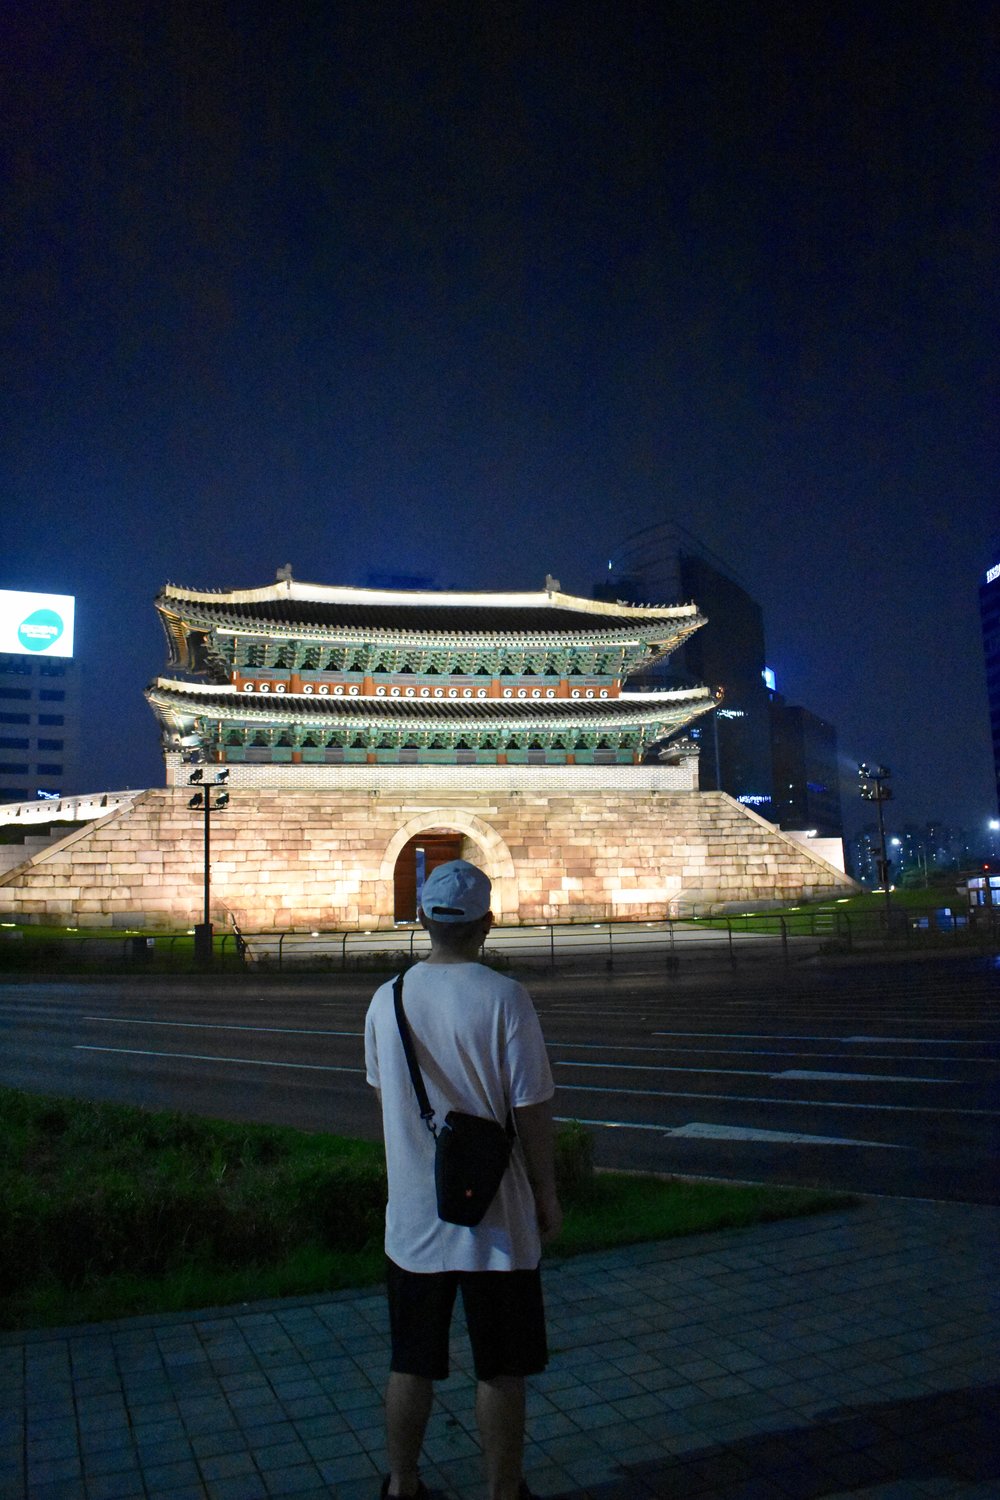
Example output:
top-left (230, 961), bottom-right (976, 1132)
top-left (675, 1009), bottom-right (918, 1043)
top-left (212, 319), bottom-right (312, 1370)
top-left (598, 523), bottom-right (775, 813)
top-left (0, 590), bottom-right (80, 804)
top-left (980, 554), bottom-right (1000, 816)
top-left (768, 693), bottom-right (843, 837)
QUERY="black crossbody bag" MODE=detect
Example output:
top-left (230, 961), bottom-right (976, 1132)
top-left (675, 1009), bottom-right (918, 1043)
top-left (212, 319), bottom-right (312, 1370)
top-left (392, 973), bottom-right (516, 1227)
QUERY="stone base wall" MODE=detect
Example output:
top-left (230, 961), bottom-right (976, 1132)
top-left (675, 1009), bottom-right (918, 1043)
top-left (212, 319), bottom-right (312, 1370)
top-left (0, 786), bottom-right (857, 930)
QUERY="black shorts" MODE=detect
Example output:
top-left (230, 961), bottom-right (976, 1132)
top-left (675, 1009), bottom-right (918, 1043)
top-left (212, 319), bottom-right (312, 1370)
top-left (385, 1258), bottom-right (548, 1382)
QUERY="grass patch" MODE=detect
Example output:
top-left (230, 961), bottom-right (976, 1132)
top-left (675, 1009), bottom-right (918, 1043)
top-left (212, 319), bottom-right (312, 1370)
top-left (0, 1089), bottom-right (852, 1330)
top-left (685, 883), bottom-right (977, 936)
top-left (554, 1173), bottom-right (847, 1256)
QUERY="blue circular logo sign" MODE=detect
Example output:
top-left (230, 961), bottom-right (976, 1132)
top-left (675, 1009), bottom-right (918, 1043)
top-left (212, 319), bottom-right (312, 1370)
top-left (17, 608), bottom-right (64, 652)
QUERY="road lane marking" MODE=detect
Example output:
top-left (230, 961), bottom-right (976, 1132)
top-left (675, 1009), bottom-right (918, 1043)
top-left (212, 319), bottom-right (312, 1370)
top-left (666, 1122), bottom-right (904, 1147)
top-left (84, 1016), bottom-right (363, 1037)
top-left (845, 1035), bottom-right (1000, 1044)
top-left (556, 1082), bottom-right (999, 1115)
top-left (556, 1042), bottom-right (995, 1064)
top-left (557, 1061), bottom-right (948, 1083)
top-left (557, 1060), bottom-right (770, 1078)
top-left (74, 1045), bottom-right (364, 1074)
top-left (554, 1115), bottom-right (906, 1146)
top-left (652, 1030), bottom-right (1000, 1044)
top-left (775, 1070), bottom-right (947, 1083)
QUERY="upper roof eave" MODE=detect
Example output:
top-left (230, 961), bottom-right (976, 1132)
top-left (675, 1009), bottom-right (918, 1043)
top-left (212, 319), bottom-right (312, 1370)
top-left (156, 579), bottom-right (702, 627)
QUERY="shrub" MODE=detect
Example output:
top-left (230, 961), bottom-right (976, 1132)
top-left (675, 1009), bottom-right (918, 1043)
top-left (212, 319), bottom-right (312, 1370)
top-left (555, 1120), bottom-right (594, 1202)
top-left (289, 1158), bottom-right (389, 1251)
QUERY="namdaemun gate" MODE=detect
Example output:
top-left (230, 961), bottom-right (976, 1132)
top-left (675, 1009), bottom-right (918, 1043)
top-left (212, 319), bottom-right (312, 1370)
top-left (0, 574), bottom-right (855, 931)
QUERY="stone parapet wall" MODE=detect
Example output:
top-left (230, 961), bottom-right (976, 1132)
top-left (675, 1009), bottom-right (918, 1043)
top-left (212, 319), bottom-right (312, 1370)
top-left (0, 787), bottom-right (856, 930)
top-left (163, 756), bottom-right (700, 792)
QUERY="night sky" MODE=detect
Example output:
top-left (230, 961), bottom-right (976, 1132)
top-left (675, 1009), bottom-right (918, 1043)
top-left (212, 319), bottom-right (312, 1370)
top-left (3, 1), bottom-right (997, 836)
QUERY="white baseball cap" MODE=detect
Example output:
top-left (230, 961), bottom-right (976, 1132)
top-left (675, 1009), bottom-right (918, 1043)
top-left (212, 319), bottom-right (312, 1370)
top-left (419, 859), bottom-right (492, 922)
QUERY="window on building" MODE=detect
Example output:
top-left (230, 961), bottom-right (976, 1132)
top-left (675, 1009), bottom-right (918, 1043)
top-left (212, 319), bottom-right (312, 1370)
top-left (0, 713), bottom-right (30, 724)
top-left (0, 688), bottom-right (31, 701)
top-left (38, 738), bottom-right (64, 750)
top-left (38, 713), bottom-right (64, 725)
top-left (36, 762), bottom-right (63, 775)
top-left (1, 788), bottom-right (28, 800)
top-left (39, 660), bottom-right (67, 677)
top-left (0, 737), bottom-right (29, 749)
top-left (39, 690), bottom-right (65, 702)
top-left (0, 655), bottom-right (32, 675)
top-left (0, 763), bottom-right (30, 774)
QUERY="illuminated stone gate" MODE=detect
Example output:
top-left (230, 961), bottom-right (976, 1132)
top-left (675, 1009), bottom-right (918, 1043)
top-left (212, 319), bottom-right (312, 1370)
top-left (0, 576), bottom-right (857, 928)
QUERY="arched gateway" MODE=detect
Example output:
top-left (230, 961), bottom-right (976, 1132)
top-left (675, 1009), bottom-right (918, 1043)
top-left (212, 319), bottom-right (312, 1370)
top-left (381, 812), bottom-right (518, 924)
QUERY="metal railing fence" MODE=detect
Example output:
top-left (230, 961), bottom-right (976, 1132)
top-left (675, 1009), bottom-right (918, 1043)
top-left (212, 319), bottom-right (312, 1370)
top-left (5, 901), bottom-right (996, 973)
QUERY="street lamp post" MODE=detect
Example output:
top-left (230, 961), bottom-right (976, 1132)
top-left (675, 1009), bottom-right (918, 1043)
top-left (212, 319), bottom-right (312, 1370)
top-left (188, 767), bottom-right (230, 963)
top-left (859, 763), bottom-right (893, 928)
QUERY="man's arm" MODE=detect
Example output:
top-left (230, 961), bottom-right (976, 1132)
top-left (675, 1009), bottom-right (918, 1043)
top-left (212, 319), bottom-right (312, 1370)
top-left (513, 1098), bottom-right (563, 1243)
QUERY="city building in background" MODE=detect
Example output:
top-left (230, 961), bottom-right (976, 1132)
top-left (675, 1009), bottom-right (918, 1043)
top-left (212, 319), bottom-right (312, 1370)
top-left (0, 589), bottom-right (80, 803)
top-left (768, 692), bottom-right (843, 837)
top-left (597, 523), bottom-right (774, 812)
top-left (980, 551), bottom-right (1000, 816)
top-left (846, 820), bottom-right (982, 887)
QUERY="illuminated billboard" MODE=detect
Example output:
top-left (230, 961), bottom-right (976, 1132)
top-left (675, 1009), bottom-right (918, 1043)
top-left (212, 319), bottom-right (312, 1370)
top-left (0, 590), bottom-right (76, 658)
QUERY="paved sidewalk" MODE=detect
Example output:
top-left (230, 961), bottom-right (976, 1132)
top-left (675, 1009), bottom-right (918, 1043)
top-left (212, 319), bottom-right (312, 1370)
top-left (1, 1198), bottom-right (997, 1500)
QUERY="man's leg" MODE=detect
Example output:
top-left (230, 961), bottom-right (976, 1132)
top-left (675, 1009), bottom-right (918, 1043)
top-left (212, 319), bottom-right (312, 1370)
top-left (476, 1374), bottom-right (525, 1500)
top-left (385, 1371), bottom-right (433, 1497)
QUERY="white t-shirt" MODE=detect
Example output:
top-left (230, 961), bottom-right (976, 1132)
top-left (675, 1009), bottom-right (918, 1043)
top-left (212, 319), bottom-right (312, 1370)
top-left (365, 960), bottom-right (554, 1273)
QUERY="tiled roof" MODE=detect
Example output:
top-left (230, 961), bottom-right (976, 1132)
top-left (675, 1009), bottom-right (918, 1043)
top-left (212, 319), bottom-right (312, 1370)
top-left (156, 582), bottom-right (701, 642)
top-left (147, 680), bottom-right (712, 726)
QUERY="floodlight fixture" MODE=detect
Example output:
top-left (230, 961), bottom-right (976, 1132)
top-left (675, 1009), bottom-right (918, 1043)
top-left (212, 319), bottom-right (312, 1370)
top-left (857, 759), bottom-right (894, 920)
top-left (188, 773), bottom-right (234, 964)
top-left (188, 768), bottom-right (204, 783)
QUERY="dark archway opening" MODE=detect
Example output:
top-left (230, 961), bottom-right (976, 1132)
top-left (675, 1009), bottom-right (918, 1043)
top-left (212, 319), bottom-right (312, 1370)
top-left (393, 831), bottom-right (464, 923)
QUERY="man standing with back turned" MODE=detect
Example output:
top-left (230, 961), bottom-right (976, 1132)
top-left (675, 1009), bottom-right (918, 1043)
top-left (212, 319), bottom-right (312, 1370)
top-left (365, 859), bottom-right (561, 1500)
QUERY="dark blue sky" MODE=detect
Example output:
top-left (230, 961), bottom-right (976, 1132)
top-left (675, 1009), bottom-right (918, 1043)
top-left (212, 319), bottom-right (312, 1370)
top-left (3, 1), bottom-right (997, 834)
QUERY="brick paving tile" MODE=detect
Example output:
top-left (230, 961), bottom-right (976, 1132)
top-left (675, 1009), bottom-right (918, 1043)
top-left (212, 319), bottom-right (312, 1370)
top-left (86, 1474), bottom-right (146, 1500)
top-left (204, 1476), bottom-right (269, 1500)
top-left (1, 1199), bottom-right (997, 1499)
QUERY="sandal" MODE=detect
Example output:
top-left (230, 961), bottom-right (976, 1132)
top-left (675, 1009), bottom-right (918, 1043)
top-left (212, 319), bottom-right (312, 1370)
top-left (380, 1478), bottom-right (430, 1500)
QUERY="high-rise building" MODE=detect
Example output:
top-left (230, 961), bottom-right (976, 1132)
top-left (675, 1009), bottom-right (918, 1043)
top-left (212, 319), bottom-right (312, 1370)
top-left (768, 693), bottom-right (843, 837)
top-left (980, 552), bottom-right (1000, 815)
top-left (598, 523), bottom-right (774, 811)
top-left (0, 589), bottom-right (80, 804)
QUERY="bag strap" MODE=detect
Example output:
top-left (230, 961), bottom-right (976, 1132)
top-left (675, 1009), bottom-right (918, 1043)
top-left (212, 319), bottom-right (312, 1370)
top-left (391, 973), bottom-right (516, 1146)
top-left (392, 973), bottom-right (438, 1137)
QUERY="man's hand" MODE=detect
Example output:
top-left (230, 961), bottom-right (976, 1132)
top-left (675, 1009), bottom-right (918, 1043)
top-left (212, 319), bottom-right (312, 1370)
top-left (535, 1190), bottom-right (564, 1244)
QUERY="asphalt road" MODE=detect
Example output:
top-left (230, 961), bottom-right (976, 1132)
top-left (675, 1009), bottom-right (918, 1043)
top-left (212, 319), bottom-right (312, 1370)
top-left (1, 955), bottom-right (997, 1205)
